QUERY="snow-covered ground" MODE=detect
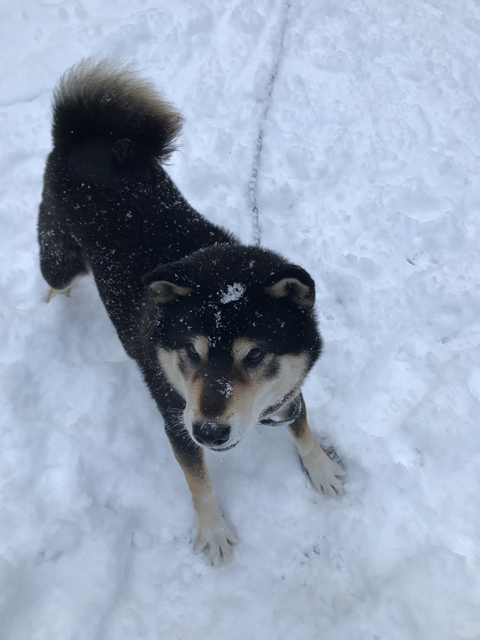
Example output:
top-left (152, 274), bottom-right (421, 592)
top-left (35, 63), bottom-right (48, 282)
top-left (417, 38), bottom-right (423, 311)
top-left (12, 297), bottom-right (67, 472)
top-left (1, 0), bottom-right (480, 638)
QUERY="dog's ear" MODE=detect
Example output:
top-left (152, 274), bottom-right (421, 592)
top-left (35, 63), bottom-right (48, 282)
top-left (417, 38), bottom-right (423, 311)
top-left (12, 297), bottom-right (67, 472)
top-left (147, 280), bottom-right (193, 304)
top-left (264, 267), bottom-right (315, 308)
top-left (143, 269), bottom-right (193, 304)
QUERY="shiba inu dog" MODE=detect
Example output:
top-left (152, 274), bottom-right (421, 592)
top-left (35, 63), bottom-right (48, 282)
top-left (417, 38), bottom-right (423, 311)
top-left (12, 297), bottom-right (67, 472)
top-left (38, 60), bottom-right (344, 565)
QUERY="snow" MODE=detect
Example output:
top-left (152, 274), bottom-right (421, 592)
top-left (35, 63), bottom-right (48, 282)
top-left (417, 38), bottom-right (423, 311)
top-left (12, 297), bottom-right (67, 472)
top-left (1, 0), bottom-right (480, 638)
top-left (220, 283), bottom-right (246, 303)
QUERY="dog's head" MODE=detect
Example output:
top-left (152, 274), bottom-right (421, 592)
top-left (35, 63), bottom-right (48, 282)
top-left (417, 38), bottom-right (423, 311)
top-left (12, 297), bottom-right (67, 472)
top-left (143, 245), bottom-right (322, 451)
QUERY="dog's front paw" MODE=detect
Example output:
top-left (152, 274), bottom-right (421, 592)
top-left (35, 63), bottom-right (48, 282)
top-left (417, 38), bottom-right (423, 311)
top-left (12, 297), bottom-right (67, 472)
top-left (194, 518), bottom-right (239, 566)
top-left (302, 448), bottom-right (345, 498)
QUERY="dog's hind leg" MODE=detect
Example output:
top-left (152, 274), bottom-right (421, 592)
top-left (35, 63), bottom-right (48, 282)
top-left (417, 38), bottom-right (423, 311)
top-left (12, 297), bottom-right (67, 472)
top-left (288, 395), bottom-right (345, 498)
top-left (38, 200), bottom-right (89, 302)
top-left (165, 423), bottom-right (239, 566)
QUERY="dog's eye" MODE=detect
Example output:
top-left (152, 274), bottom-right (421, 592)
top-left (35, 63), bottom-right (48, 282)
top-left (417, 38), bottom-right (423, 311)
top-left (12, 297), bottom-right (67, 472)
top-left (245, 348), bottom-right (265, 364)
top-left (185, 343), bottom-right (200, 360)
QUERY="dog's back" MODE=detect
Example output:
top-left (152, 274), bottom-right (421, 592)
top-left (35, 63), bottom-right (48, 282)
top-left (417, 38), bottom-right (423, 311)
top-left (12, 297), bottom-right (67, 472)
top-left (38, 60), bottom-right (234, 353)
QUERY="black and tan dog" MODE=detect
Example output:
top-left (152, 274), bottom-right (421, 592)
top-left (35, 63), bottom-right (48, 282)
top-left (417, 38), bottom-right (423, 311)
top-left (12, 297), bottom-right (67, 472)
top-left (38, 60), bottom-right (344, 565)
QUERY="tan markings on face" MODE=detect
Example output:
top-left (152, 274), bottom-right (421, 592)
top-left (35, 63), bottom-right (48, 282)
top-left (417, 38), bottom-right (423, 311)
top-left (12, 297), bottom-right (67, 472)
top-left (202, 338), bottom-right (310, 444)
top-left (156, 347), bottom-right (187, 397)
top-left (157, 336), bottom-right (309, 448)
top-left (230, 341), bottom-right (309, 425)
top-left (190, 335), bottom-right (209, 361)
top-left (156, 335), bottom-right (210, 399)
top-left (232, 337), bottom-right (261, 363)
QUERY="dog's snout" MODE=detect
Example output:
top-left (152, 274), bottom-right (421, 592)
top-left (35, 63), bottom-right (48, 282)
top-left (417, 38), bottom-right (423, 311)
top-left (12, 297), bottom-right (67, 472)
top-left (192, 421), bottom-right (231, 448)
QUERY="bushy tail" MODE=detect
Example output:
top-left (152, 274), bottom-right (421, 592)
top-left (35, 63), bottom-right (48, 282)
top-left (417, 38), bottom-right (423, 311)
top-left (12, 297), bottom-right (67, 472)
top-left (51, 59), bottom-right (183, 169)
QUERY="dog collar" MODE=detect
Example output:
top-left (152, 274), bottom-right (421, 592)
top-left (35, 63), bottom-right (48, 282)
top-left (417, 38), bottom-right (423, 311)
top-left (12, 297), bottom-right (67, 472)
top-left (259, 394), bottom-right (302, 427)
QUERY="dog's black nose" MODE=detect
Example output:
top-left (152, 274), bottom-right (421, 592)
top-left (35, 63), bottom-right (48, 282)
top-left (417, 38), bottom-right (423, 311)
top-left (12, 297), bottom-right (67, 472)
top-left (192, 421), bottom-right (231, 448)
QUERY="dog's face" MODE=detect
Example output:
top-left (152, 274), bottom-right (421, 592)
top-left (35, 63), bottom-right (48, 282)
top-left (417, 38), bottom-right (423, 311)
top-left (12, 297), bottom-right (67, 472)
top-left (156, 334), bottom-right (310, 450)
top-left (143, 245), bottom-right (322, 451)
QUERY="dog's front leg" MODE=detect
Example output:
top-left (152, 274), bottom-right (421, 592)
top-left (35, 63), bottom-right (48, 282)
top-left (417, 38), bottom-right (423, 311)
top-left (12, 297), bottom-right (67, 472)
top-left (166, 426), bottom-right (239, 565)
top-left (287, 395), bottom-right (345, 498)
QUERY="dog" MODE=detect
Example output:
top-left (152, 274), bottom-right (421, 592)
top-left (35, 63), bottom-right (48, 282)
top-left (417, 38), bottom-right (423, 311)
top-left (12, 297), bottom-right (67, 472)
top-left (38, 60), bottom-right (344, 565)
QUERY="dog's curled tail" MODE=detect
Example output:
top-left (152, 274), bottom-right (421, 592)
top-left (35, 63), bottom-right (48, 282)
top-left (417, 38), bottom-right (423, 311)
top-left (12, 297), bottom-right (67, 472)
top-left (51, 59), bottom-right (183, 168)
